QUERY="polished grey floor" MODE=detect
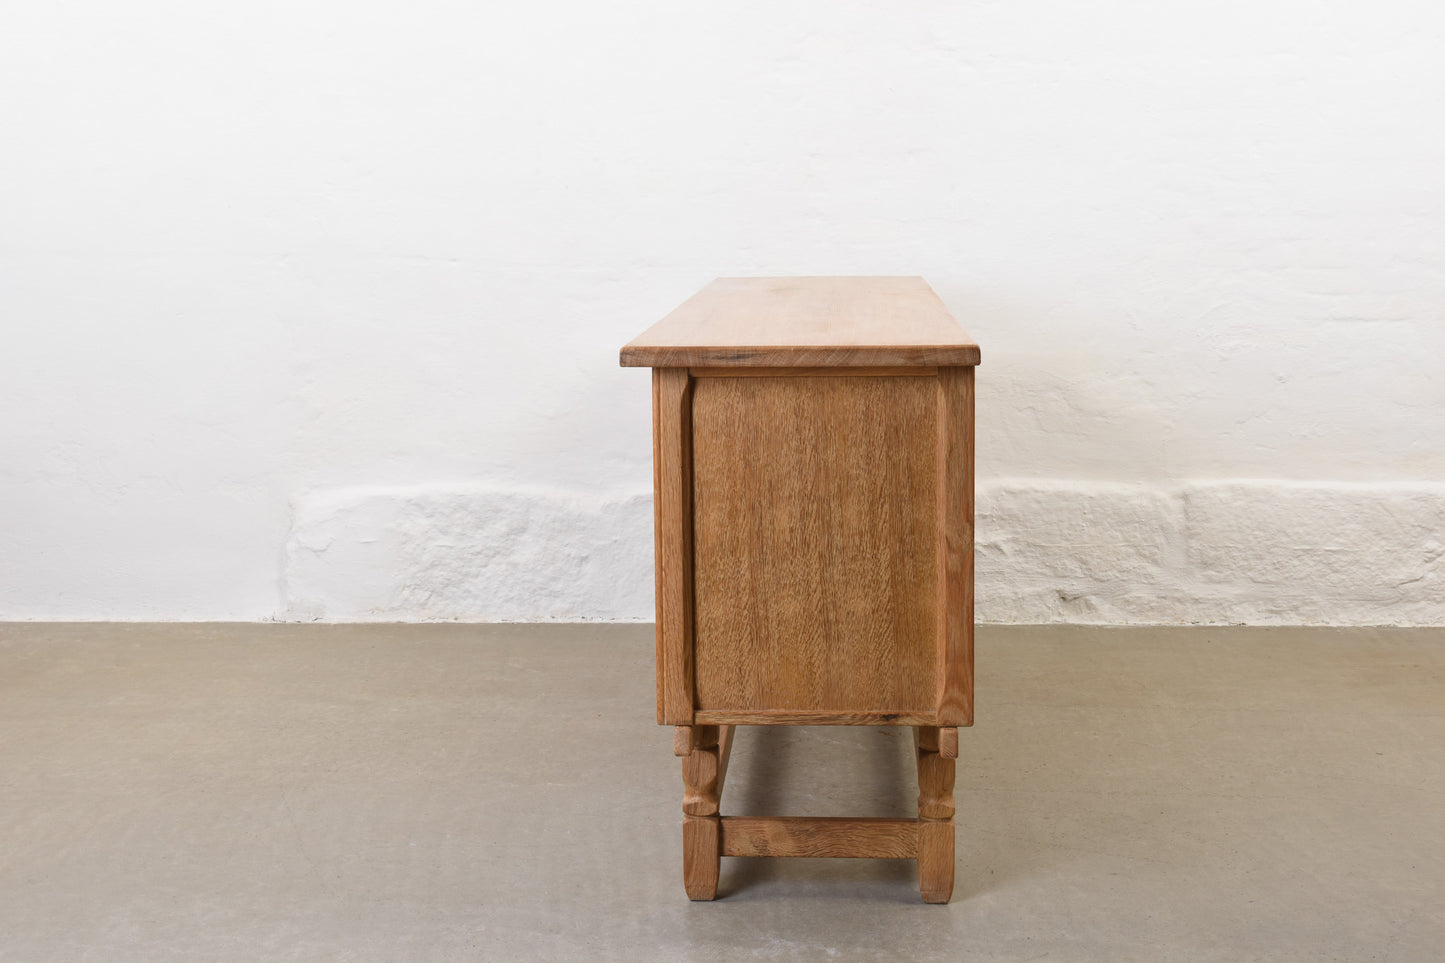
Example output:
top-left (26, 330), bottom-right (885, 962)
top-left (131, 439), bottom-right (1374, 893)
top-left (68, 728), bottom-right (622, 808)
top-left (0, 623), bottom-right (1441, 962)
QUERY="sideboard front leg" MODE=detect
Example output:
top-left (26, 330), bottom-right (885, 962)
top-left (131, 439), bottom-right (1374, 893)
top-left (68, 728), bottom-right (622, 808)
top-left (682, 814), bottom-right (720, 901)
top-left (681, 725), bottom-right (734, 900)
top-left (916, 726), bottom-right (957, 904)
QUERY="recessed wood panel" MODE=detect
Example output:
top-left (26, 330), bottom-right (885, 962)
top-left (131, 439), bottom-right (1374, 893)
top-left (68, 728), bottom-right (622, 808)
top-left (690, 375), bottom-right (938, 714)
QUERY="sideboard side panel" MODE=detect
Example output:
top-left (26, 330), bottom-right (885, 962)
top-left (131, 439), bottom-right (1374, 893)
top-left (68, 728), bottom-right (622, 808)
top-left (654, 367), bottom-right (696, 725)
top-left (690, 374), bottom-right (938, 716)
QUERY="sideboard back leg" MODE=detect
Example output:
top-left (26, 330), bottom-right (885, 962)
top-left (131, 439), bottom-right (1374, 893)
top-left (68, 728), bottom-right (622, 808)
top-left (681, 725), bottom-right (734, 900)
top-left (916, 726), bottom-right (957, 903)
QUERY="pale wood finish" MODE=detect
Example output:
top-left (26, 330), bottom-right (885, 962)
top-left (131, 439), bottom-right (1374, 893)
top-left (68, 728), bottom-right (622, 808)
top-left (694, 709), bottom-right (940, 727)
top-left (715, 724), bottom-right (735, 802)
top-left (918, 821), bottom-right (955, 904)
top-left (915, 726), bottom-right (957, 903)
top-left (678, 724), bottom-right (956, 900)
top-left (691, 375), bottom-right (938, 715)
top-left (681, 726), bottom-right (722, 817)
top-left (682, 816), bottom-right (720, 901)
top-left (681, 726), bottom-right (721, 900)
top-left (674, 723), bottom-right (736, 764)
top-left (914, 727), bottom-right (957, 820)
top-left (935, 365), bottom-right (975, 726)
top-left (720, 817), bottom-right (919, 859)
top-left (680, 725), bottom-right (735, 817)
top-left (680, 725), bottom-right (735, 900)
top-left (621, 277), bottom-right (980, 368)
top-left (629, 277), bottom-right (974, 902)
top-left (690, 366), bottom-right (937, 379)
top-left (652, 368), bottom-right (694, 725)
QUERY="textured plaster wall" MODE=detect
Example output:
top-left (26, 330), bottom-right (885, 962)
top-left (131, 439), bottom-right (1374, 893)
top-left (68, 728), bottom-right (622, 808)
top-left (283, 482), bottom-right (1445, 625)
top-left (3, 1), bottom-right (1443, 623)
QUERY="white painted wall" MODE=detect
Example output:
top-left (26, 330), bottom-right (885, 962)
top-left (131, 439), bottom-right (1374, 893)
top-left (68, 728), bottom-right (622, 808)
top-left (2, 1), bottom-right (1442, 623)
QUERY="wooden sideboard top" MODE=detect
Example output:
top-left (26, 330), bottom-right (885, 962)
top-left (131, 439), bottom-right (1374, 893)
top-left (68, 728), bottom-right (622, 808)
top-left (619, 276), bottom-right (980, 368)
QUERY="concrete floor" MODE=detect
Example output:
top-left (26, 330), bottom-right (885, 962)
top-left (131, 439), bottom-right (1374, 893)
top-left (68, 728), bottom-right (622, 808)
top-left (0, 625), bottom-right (1442, 962)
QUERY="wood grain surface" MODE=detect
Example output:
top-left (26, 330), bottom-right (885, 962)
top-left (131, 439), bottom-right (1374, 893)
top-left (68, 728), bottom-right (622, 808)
top-left (917, 820), bottom-right (954, 904)
top-left (935, 365), bottom-right (975, 727)
top-left (693, 709), bottom-right (939, 727)
top-left (690, 374), bottom-right (938, 716)
top-left (689, 366), bottom-right (937, 379)
top-left (652, 368), bottom-right (694, 725)
top-left (621, 277), bottom-right (980, 368)
top-left (680, 725), bottom-right (733, 900)
top-left (719, 817), bottom-right (919, 859)
top-left (915, 726), bottom-right (957, 903)
top-left (630, 279), bottom-right (976, 902)
top-left (682, 816), bottom-right (720, 900)
top-left (681, 725), bottom-right (734, 817)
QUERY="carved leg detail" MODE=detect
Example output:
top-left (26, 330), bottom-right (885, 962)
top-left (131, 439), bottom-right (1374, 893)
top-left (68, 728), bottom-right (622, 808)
top-left (681, 725), bottom-right (733, 900)
top-left (916, 726), bottom-right (956, 904)
top-left (683, 726), bottom-right (721, 816)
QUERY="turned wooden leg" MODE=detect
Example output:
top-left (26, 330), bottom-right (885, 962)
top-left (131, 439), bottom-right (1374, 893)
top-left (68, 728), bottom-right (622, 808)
top-left (916, 726), bottom-right (956, 904)
top-left (680, 725), bottom-right (734, 900)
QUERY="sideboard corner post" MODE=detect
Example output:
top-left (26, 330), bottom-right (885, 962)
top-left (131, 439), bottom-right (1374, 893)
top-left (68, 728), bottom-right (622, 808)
top-left (936, 364), bottom-right (975, 728)
top-left (653, 366), bottom-right (695, 726)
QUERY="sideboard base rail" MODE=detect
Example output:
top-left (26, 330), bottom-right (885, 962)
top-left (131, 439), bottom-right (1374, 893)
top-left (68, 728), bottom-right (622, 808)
top-left (679, 725), bottom-right (957, 903)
